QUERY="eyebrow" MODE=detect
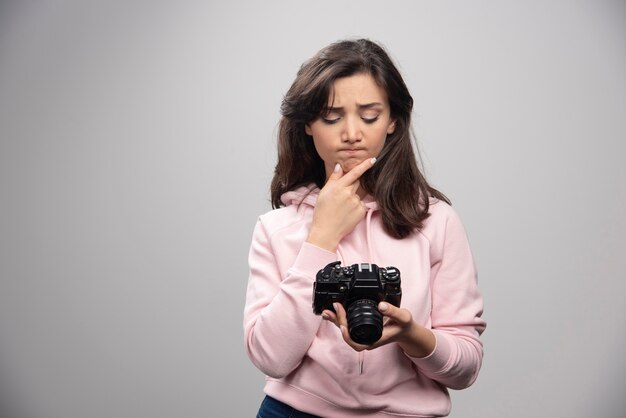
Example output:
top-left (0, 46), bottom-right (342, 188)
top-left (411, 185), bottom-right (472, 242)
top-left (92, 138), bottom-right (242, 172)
top-left (323, 102), bottom-right (385, 112)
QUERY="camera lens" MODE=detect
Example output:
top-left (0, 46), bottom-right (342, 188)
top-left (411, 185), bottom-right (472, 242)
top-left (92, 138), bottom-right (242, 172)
top-left (346, 299), bottom-right (383, 345)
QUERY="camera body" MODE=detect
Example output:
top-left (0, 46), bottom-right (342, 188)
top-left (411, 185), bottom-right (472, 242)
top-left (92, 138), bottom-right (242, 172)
top-left (312, 261), bottom-right (402, 345)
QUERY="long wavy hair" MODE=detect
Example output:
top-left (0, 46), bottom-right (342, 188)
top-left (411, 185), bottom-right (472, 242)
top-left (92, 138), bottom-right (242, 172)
top-left (270, 39), bottom-right (449, 239)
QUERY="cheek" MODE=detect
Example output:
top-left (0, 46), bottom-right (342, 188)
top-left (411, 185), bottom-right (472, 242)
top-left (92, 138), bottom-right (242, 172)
top-left (311, 136), bottom-right (324, 153)
top-left (372, 130), bottom-right (388, 155)
top-left (311, 139), bottom-right (331, 164)
top-left (311, 131), bottom-right (334, 157)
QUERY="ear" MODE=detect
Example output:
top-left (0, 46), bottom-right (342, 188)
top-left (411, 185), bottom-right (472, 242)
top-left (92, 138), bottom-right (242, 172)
top-left (387, 119), bottom-right (396, 135)
top-left (305, 123), bottom-right (312, 136)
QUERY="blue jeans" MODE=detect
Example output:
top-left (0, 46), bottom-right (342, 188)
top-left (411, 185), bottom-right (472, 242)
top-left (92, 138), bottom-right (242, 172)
top-left (256, 396), bottom-right (323, 418)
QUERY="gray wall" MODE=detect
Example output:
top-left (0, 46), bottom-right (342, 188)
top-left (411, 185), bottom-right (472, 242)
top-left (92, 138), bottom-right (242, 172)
top-left (1, 1), bottom-right (625, 417)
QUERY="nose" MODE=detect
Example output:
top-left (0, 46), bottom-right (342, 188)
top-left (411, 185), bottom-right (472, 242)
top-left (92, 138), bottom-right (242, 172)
top-left (341, 115), bottom-right (362, 143)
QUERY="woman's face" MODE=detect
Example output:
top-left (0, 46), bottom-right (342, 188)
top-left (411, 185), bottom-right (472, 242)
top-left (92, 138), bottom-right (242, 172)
top-left (305, 73), bottom-right (396, 180)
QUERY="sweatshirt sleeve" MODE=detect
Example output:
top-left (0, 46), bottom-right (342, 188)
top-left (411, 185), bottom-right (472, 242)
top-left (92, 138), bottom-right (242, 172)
top-left (243, 219), bottom-right (338, 378)
top-left (409, 207), bottom-right (486, 390)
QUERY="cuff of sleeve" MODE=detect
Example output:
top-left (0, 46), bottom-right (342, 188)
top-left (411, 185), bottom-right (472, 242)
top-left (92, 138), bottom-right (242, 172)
top-left (290, 242), bottom-right (338, 280)
top-left (408, 330), bottom-right (454, 375)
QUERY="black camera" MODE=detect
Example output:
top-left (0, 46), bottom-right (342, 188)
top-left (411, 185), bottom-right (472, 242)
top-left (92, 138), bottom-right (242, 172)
top-left (312, 261), bottom-right (402, 345)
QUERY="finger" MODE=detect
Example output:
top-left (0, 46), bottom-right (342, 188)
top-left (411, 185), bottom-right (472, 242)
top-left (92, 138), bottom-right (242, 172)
top-left (333, 302), bottom-right (348, 328)
top-left (379, 302), bottom-right (412, 325)
top-left (321, 309), bottom-right (339, 326)
top-left (326, 163), bottom-right (344, 182)
top-left (350, 179), bottom-right (362, 194)
top-left (336, 157), bottom-right (376, 186)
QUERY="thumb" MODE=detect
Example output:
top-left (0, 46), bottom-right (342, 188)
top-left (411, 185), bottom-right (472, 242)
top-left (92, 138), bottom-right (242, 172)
top-left (379, 302), bottom-right (412, 325)
top-left (326, 163), bottom-right (343, 182)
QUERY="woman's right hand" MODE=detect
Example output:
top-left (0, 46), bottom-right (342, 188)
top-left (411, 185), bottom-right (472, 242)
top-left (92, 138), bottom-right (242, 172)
top-left (306, 158), bottom-right (376, 252)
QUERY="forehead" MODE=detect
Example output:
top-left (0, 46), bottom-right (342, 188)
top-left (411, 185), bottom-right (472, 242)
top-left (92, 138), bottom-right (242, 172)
top-left (328, 73), bottom-right (389, 106)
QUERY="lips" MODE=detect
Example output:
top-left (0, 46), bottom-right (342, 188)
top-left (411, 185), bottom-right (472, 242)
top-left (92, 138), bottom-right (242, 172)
top-left (339, 147), bottom-right (366, 154)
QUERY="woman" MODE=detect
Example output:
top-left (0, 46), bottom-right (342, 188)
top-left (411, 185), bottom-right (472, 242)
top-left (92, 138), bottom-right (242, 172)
top-left (244, 39), bottom-right (486, 418)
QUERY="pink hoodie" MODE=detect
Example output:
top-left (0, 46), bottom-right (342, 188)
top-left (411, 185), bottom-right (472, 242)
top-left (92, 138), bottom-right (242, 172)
top-left (244, 185), bottom-right (486, 417)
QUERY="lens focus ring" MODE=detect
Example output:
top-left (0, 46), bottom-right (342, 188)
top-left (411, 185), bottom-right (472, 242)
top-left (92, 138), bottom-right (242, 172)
top-left (346, 299), bottom-right (383, 345)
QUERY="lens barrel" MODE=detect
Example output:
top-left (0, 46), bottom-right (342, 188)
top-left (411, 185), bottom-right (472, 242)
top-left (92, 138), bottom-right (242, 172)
top-left (347, 299), bottom-right (383, 345)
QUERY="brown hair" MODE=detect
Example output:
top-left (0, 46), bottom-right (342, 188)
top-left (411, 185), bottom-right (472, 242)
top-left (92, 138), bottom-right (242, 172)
top-left (270, 39), bottom-right (449, 239)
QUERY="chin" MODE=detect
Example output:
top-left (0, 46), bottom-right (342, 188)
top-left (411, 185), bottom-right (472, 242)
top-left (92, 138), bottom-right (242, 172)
top-left (340, 158), bottom-right (364, 172)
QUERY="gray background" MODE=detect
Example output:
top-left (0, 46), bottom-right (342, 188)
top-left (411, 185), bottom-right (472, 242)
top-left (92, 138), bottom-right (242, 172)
top-left (1, 1), bottom-right (625, 417)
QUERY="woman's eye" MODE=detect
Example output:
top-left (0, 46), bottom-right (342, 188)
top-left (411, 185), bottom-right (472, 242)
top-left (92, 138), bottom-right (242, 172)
top-left (322, 116), bottom-right (341, 124)
top-left (362, 116), bottom-right (379, 124)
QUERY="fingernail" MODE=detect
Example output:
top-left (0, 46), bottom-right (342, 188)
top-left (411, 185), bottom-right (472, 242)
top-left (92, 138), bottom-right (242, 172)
top-left (370, 157), bottom-right (377, 164)
top-left (379, 302), bottom-right (388, 312)
top-left (333, 302), bottom-right (340, 311)
top-left (322, 313), bottom-right (330, 320)
top-left (334, 163), bottom-right (340, 172)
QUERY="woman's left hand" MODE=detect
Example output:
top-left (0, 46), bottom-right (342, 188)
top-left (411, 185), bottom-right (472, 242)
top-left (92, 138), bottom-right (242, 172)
top-left (322, 302), bottom-right (436, 358)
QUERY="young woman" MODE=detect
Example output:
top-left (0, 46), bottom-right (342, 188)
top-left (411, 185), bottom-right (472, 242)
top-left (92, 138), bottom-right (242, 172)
top-left (244, 39), bottom-right (486, 418)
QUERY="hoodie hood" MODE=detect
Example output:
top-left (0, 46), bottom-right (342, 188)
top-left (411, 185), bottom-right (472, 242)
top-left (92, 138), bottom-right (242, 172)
top-left (280, 184), bottom-right (379, 211)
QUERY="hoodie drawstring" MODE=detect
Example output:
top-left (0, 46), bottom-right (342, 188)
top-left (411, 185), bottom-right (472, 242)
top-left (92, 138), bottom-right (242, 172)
top-left (365, 208), bottom-right (375, 264)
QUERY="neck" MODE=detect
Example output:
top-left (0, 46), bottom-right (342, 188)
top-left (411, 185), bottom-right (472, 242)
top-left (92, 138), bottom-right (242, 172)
top-left (356, 184), bottom-right (367, 199)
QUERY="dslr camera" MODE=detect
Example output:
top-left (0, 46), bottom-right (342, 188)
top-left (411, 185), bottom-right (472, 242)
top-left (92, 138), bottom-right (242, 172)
top-left (312, 261), bottom-right (402, 345)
